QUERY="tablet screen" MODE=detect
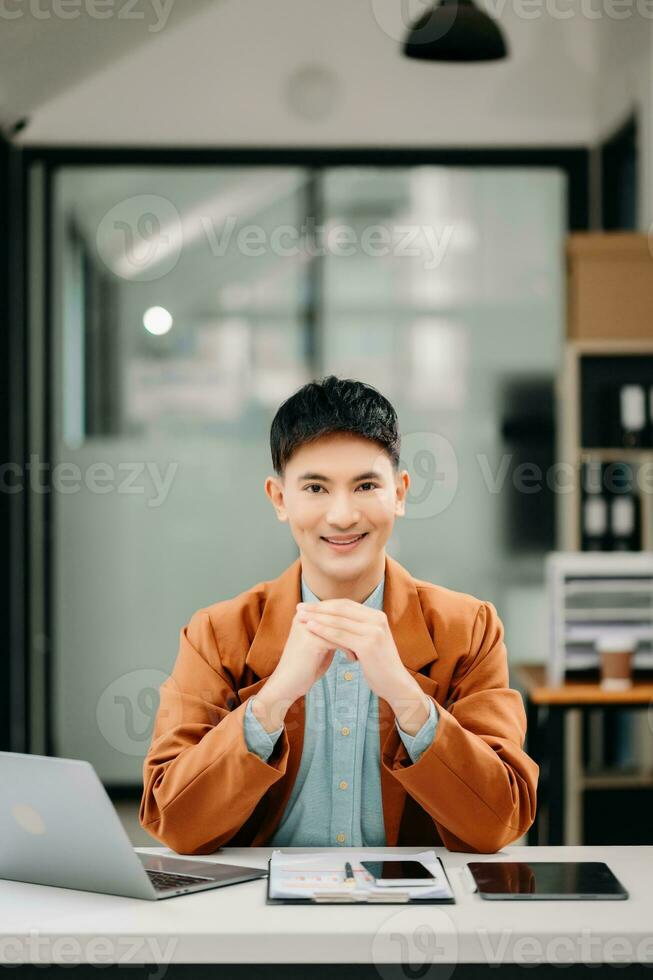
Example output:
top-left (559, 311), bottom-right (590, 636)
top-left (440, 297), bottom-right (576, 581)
top-left (467, 862), bottom-right (628, 900)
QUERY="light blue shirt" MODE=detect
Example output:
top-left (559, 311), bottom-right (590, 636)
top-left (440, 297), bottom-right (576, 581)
top-left (242, 571), bottom-right (438, 846)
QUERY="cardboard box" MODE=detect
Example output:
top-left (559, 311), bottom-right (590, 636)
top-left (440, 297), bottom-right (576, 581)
top-left (567, 233), bottom-right (653, 340)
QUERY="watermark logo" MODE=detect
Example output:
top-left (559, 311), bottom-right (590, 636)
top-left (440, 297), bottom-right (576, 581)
top-left (371, 0), bottom-right (457, 43)
top-left (372, 907), bottom-right (459, 980)
top-left (96, 194), bottom-right (182, 282)
top-left (96, 668), bottom-right (175, 756)
top-left (95, 191), bottom-right (456, 281)
top-left (400, 431), bottom-right (459, 519)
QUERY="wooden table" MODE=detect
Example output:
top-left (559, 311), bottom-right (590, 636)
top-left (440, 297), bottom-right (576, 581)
top-left (516, 665), bottom-right (653, 846)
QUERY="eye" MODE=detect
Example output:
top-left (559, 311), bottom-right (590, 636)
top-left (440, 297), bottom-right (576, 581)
top-left (303, 482), bottom-right (378, 494)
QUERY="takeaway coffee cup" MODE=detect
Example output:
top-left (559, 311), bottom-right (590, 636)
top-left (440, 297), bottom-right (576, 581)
top-left (595, 633), bottom-right (635, 691)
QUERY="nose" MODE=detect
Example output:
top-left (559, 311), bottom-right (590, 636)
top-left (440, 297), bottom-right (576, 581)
top-left (325, 492), bottom-right (361, 530)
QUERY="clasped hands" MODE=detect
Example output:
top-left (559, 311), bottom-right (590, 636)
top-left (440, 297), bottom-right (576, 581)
top-left (295, 598), bottom-right (432, 737)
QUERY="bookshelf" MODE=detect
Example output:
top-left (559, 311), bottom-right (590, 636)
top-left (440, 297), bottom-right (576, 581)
top-left (545, 235), bottom-right (653, 844)
top-left (557, 338), bottom-right (653, 555)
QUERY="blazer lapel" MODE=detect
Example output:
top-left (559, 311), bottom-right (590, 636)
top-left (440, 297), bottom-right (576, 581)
top-left (244, 557), bottom-right (303, 680)
top-left (243, 558), bottom-right (305, 844)
top-left (242, 553), bottom-right (439, 846)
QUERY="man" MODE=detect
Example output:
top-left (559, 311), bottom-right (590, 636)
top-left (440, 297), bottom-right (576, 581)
top-left (140, 375), bottom-right (538, 854)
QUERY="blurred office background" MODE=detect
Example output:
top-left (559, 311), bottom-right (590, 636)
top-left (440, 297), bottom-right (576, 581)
top-left (1, 0), bottom-right (652, 848)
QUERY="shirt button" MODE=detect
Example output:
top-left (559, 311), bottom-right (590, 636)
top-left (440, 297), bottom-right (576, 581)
top-left (339, 780), bottom-right (348, 790)
top-left (341, 726), bottom-right (350, 736)
top-left (336, 833), bottom-right (346, 843)
top-left (343, 671), bottom-right (353, 681)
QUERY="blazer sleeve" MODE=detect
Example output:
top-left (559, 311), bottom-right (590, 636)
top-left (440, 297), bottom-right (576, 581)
top-left (383, 600), bottom-right (539, 853)
top-left (139, 609), bottom-right (290, 854)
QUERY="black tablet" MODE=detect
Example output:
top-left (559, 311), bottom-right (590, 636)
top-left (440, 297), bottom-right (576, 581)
top-left (467, 862), bottom-right (629, 900)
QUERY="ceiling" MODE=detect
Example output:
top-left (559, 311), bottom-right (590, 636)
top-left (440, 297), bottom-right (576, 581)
top-left (0, 0), bottom-right (216, 130)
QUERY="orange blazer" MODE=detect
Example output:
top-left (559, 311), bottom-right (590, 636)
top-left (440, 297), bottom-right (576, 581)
top-left (140, 554), bottom-right (538, 854)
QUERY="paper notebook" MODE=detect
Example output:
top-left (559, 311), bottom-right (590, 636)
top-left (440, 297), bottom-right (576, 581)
top-left (266, 849), bottom-right (455, 905)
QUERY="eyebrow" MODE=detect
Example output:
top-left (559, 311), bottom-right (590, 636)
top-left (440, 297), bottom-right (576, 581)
top-left (297, 471), bottom-right (384, 484)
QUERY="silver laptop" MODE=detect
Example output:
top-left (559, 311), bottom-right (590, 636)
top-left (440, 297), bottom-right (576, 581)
top-left (0, 751), bottom-right (267, 900)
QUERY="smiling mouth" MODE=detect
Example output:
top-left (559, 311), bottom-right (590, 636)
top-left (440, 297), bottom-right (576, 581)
top-left (321, 533), bottom-right (368, 548)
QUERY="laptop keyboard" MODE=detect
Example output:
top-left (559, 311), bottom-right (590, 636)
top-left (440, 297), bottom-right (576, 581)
top-left (146, 869), bottom-right (215, 891)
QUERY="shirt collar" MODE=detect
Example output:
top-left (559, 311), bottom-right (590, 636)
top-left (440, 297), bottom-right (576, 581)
top-left (301, 572), bottom-right (385, 609)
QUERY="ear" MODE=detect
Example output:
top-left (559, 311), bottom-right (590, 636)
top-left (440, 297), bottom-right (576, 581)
top-left (265, 475), bottom-right (288, 522)
top-left (395, 469), bottom-right (410, 517)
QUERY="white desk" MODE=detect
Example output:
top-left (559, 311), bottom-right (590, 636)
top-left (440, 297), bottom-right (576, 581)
top-left (1, 845), bottom-right (652, 976)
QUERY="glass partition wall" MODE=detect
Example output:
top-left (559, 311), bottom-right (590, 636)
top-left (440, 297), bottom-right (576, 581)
top-left (50, 164), bottom-right (565, 783)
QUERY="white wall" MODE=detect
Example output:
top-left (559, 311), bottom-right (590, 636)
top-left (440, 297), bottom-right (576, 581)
top-left (595, 14), bottom-right (653, 226)
top-left (19, 0), bottom-right (604, 146)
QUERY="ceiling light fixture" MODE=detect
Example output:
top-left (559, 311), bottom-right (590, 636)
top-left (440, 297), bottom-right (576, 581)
top-left (403, 0), bottom-right (508, 62)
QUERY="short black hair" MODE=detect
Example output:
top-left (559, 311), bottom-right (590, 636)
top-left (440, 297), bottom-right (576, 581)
top-left (270, 375), bottom-right (401, 478)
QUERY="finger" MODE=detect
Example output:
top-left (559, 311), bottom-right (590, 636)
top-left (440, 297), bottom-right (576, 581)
top-left (303, 620), bottom-right (359, 653)
top-left (301, 597), bottom-right (360, 611)
top-left (297, 600), bottom-right (379, 622)
top-left (298, 611), bottom-right (367, 634)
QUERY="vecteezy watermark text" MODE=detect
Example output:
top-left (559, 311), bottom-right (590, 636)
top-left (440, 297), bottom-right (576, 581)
top-left (201, 216), bottom-right (455, 271)
top-left (0, 455), bottom-right (178, 508)
top-left (371, 0), bottom-right (653, 40)
top-left (0, 930), bottom-right (177, 977)
top-left (0, 0), bottom-right (175, 31)
top-left (95, 194), bottom-right (457, 281)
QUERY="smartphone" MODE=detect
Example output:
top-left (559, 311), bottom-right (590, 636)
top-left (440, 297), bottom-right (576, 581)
top-left (360, 860), bottom-right (436, 887)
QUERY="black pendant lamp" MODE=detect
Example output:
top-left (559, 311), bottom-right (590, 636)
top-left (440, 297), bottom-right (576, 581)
top-left (403, 0), bottom-right (508, 62)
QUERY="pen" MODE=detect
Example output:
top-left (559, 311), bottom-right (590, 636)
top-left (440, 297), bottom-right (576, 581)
top-left (344, 861), bottom-right (356, 886)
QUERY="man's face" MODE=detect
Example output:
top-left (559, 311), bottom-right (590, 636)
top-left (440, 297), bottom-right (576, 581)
top-left (265, 432), bottom-right (410, 588)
